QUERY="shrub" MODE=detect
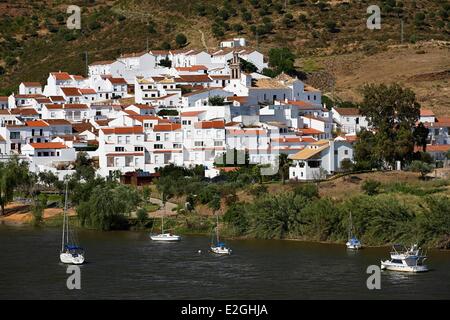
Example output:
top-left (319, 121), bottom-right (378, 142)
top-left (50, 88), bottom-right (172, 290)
top-left (361, 179), bottom-right (381, 195)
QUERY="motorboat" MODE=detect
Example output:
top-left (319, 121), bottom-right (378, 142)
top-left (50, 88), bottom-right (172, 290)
top-left (381, 244), bottom-right (428, 273)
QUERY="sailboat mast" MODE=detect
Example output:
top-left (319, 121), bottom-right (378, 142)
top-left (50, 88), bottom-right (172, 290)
top-left (216, 213), bottom-right (219, 243)
top-left (161, 214), bottom-right (164, 234)
top-left (61, 181), bottom-right (68, 251)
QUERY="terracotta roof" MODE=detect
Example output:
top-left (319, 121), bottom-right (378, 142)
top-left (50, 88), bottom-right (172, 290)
top-left (101, 127), bottom-right (144, 134)
top-left (14, 94), bottom-right (45, 99)
top-left (30, 142), bottom-right (67, 149)
top-left (50, 96), bottom-right (66, 102)
top-left (63, 103), bottom-right (89, 109)
top-left (180, 111), bottom-right (205, 117)
top-left (78, 88), bottom-right (97, 95)
top-left (176, 65), bottom-right (208, 72)
top-left (127, 104), bottom-right (154, 110)
top-left (420, 108), bottom-right (435, 117)
top-left (194, 120), bottom-right (225, 129)
top-left (34, 97), bottom-right (52, 104)
top-left (51, 72), bottom-right (72, 81)
top-left (227, 96), bottom-right (248, 103)
top-left (178, 75), bottom-right (212, 83)
top-left (285, 100), bottom-right (315, 108)
top-left (298, 128), bottom-right (324, 135)
top-left (153, 123), bottom-right (181, 132)
top-left (289, 144), bottom-right (329, 160)
top-left (45, 119), bottom-right (72, 126)
top-left (149, 50), bottom-right (170, 55)
top-left (108, 77), bottom-right (127, 85)
top-left (25, 120), bottom-right (49, 127)
top-left (21, 82), bottom-right (41, 87)
top-left (0, 110), bottom-right (11, 115)
top-left (10, 108), bottom-right (39, 115)
top-left (61, 87), bottom-right (82, 96)
top-left (334, 108), bottom-right (360, 116)
top-left (418, 145), bottom-right (450, 152)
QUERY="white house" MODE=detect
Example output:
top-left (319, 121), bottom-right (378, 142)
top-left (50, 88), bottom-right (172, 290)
top-left (21, 141), bottom-right (76, 168)
top-left (289, 138), bottom-right (354, 181)
top-left (332, 107), bottom-right (369, 134)
top-left (19, 82), bottom-right (42, 95)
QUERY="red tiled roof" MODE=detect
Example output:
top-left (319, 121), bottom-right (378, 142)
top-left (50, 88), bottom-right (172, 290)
top-left (153, 123), bottom-right (181, 132)
top-left (108, 77), bottom-right (127, 85)
top-left (194, 120), bottom-right (225, 129)
top-left (176, 65), bottom-right (208, 72)
top-left (101, 127), bottom-right (144, 134)
top-left (298, 128), bottom-right (324, 135)
top-left (415, 145), bottom-right (450, 152)
top-left (79, 88), bottom-right (96, 95)
top-left (51, 72), bottom-right (72, 81)
top-left (63, 103), bottom-right (89, 109)
top-left (177, 75), bottom-right (212, 83)
top-left (61, 87), bottom-right (82, 96)
top-left (25, 120), bottom-right (49, 127)
top-left (286, 100), bottom-right (315, 108)
top-left (45, 119), bottom-right (72, 126)
top-left (30, 142), bottom-right (67, 149)
top-left (420, 108), bottom-right (435, 117)
top-left (50, 96), bottom-right (66, 102)
top-left (10, 108), bottom-right (39, 115)
top-left (334, 108), bottom-right (360, 116)
top-left (21, 82), bottom-right (41, 87)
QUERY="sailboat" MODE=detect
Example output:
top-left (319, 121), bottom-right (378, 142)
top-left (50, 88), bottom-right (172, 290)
top-left (60, 182), bottom-right (85, 264)
top-left (150, 203), bottom-right (181, 241)
top-left (210, 213), bottom-right (231, 255)
top-left (346, 211), bottom-right (362, 250)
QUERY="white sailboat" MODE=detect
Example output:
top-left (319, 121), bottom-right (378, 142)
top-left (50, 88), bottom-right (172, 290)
top-left (60, 182), bottom-right (85, 265)
top-left (210, 213), bottom-right (231, 255)
top-left (150, 204), bottom-right (181, 241)
top-left (346, 212), bottom-right (362, 250)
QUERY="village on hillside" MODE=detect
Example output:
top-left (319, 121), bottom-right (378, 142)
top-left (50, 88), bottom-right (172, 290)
top-left (0, 38), bottom-right (449, 182)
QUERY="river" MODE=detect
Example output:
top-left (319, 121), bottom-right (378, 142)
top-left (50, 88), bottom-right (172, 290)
top-left (0, 226), bottom-right (449, 299)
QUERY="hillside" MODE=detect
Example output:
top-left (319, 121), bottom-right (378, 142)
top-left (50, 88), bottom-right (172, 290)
top-left (0, 0), bottom-right (449, 111)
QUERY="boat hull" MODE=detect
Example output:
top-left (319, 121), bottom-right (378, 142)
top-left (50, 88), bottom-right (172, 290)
top-left (150, 234), bottom-right (181, 241)
top-left (381, 261), bottom-right (428, 273)
top-left (60, 253), bottom-right (85, 265)
top-left (210, 246), bottom-right (232, 255)
top-left (346, 243), bottom-right (362, 250)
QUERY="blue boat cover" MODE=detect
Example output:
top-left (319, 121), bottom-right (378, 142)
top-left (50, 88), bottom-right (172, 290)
top-left (215, 242), bottom-right (226, 247)
top-left (65, 245), bottom-right (83, 250)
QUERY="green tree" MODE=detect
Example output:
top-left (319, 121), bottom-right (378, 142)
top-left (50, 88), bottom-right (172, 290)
top-left (136, 208), bottom-right (149, 228)
top-left (278, 153), bottom-right (292, 184)
top-left (267, 47), bottom-right (296, 76)
top-left (361, 179), bottom-right (381, 195)
top-left (31, 194), bottom-right (47, 226)
top-left (413, 122), bottom-right (429, 152)
top-left (0, 158), bottom-right (30, 215)
top-left (358, 83), bottom-right (421, 167)
top-left (175, 33), bottom-right (187, 47)
top-left (208, 95), bottom-right (226, 106)
top-left (410, 160), bottom-right (433, 179)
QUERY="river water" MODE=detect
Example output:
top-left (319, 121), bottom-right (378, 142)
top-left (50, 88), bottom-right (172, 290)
top-left (0, 225), bottom-right (449, 299)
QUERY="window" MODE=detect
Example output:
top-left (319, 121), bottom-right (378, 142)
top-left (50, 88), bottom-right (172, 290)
top-left (194, 141), bottom-right (204, 147)
top-left (214, 141), bottom-right (223, 146)
top-left (154, 144), bottom-right (163, 149)
top-left (115, 147), bottom-right (125, 152)
top-left (173, 143), bottom-right (182, 149)
top-left (135, 146), bottom-right (144, 152)
top-left (125, 136), bottom-right (131, 144)
top-left (344, 150), bottom-right (348, 155)
top-left (117, 136), bottom-right (123, 144)
top-left (156, 134), bottom-right (161, 141)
